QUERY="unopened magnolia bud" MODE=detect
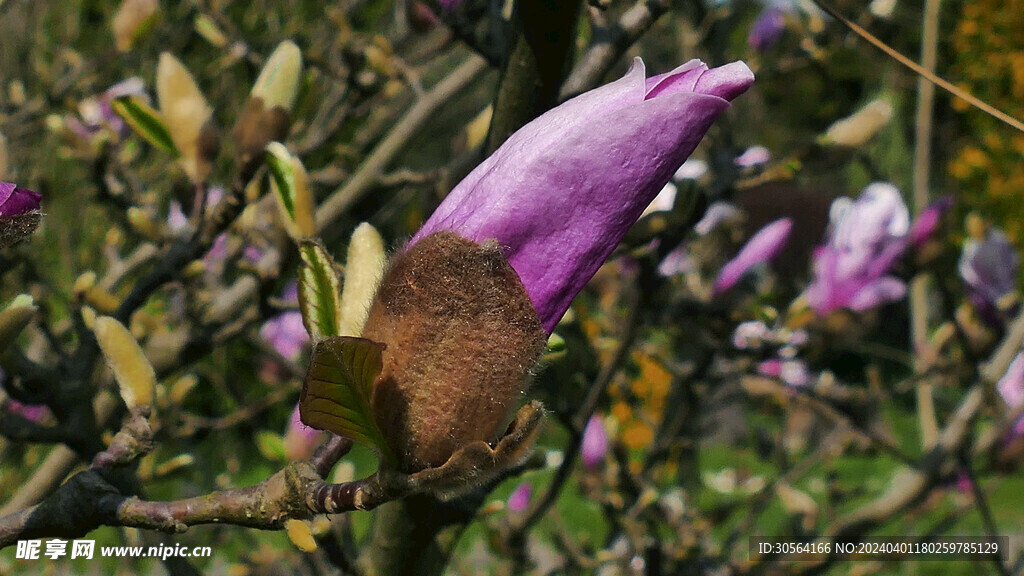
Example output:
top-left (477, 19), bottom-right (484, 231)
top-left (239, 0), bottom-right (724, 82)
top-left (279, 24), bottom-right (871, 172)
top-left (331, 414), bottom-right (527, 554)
top-left (819, 99), bottom-right (893, 148)
top-left (112, 0), bottom-right (159, 52)
top-left (157, 53), bottom-right (216, 182)
top-left (233, 42), bottom-right (301, 174)
top-left (338, 223), bottom-right (386, 337)
top-left (93, 315), bottom-right (157, 411)
top-left (362, 231), bottom-right (546, 472)
top-left (0, 295), bottom-right (36, 351)
top-left (285, 519), bottom-right (317, 552)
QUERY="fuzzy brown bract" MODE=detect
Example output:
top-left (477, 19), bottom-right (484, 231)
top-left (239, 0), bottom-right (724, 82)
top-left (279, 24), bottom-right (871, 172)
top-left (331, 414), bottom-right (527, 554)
top-left (362, 231), bottom-right (547, 473)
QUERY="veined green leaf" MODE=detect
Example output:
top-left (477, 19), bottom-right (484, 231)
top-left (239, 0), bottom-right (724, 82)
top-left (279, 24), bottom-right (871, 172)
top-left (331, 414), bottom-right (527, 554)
top-left (111, 96), bottom-right (177, 155)
top-left (298, 239), bottom-right (343, 341)
top-left (300, 336), bottom-right (394, 462)
top-left (266, 142), bottom-right (315, 239)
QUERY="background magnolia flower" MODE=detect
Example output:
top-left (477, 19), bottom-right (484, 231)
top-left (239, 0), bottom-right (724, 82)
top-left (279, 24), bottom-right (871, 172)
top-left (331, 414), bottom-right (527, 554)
top-left (805, 183), bottom-right (912, 315)
top-left (581, 415), bottom-right (609, 470)
top-left (959, 223), bottom-right (1020, 327)
top-left (996, 352), bottom-right (1024, 444)
top-left (414, 57), bottom-right (753, 331)
top-left (260, 283), bottom-right (309, 362)
top-left (284, 403), bottom-right (322, 461)
top-left (757, 358), bottom-right (810, 387)
top-left (507, 482), bottom-right (532, 512)
top-left (748, 7), bottom-right (786, 52)
top-left (713, 217), bottom-right (792, 295)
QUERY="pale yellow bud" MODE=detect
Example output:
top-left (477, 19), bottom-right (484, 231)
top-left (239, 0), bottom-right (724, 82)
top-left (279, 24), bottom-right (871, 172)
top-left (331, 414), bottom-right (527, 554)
top-left (157, 53), bottom-right (215, 182)
top-left (338, 223), bottom-right (386, 337)
top-left (93, 316), bottom-right (157, 410)
top-left (820, 99), bottom-right (893, 148)
top-left (251, 41), bottom-right (302, 112)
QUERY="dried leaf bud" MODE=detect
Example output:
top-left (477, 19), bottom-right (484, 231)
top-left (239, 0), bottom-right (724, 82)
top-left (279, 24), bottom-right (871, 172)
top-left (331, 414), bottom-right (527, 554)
top-left (232, 41), bottom-right (301, 173)
top-left (363, 231), bottom-right (547, 472)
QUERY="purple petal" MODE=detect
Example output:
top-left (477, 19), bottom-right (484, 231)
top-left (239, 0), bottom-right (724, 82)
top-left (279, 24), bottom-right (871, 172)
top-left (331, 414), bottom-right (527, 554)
top-left (657, 243), bottom-right (693, 277)
top-left (757, 359), bottom-right (782, 378)
top-left (581, 415), bottom-right (608, 469)
top-left (713, 218), bottom-right (792, 295)
top-left (997, 352), bottom-right (1024, 410)
top-left (415, 58), bottom-right (753, 332)
top-left (507, 482), bottom-right (532, 512)
top-left (847, 276), bottom-right (906, 311)
top-left (694, 201), bottom-right (740, 235)
top-left (909, 196), bottom-right (953, 248)
top-left (260, 310), bottom-right (309, 361)
top-left (733, 321), bottom-right (770, 349)
top-left (284, 403), bottom-right (322, 460)
top-left (997, 352), bottom-right (1024, 445)
top-left (0, 182), bottom-right (42, 217)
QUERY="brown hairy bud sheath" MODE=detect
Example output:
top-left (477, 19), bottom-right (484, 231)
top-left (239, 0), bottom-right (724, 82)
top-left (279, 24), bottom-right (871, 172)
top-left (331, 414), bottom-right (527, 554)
top-left (362, 231), bottom-right (546, 473)
top-left (231, 97), bottom-right (290, 175)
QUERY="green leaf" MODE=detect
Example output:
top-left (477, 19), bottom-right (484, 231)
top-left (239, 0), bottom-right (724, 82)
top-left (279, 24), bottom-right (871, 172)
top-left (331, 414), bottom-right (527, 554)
top-left (297, 239), bottom-right (343, 341)
top-left (300, 336), bottom-right (394, 462)
top-left (111, 96), bottom-right (178, 155)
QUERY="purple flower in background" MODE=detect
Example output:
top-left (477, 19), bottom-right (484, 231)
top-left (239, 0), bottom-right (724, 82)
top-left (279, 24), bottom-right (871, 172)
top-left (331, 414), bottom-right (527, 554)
top-left (581, 415), bottom-right (609, 469)
top-left (959, 225), bottom-right (1019, 327)
top-left (757, 358), bottom-right (810, 387)
top-left (748, 7), bottom-right (786, 52)
top-left (996, 352), bottom-right (1024, 443)
top-left (909, 196), bottom-right (953, 249)
top-left (713, 217), bottom-right (792, 295)
top-left (805, 183), bottom-right (910, 315)
top-left (734, 145), bottom-right (771, 168)
top-left (284, 403), bottom-right (322, 461)
top-left (71, 77), bottom-right (147, 143)
top-left (0, 182), bottom-right (41, 217)
top-left (260, 283), bottom-right (309, 361)
top-left (733, 321), bottom-right (771, 349)
top-left (413, 57), bottom-right (753, 332)
top-left (507, 482), bottom-right (532, 512)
